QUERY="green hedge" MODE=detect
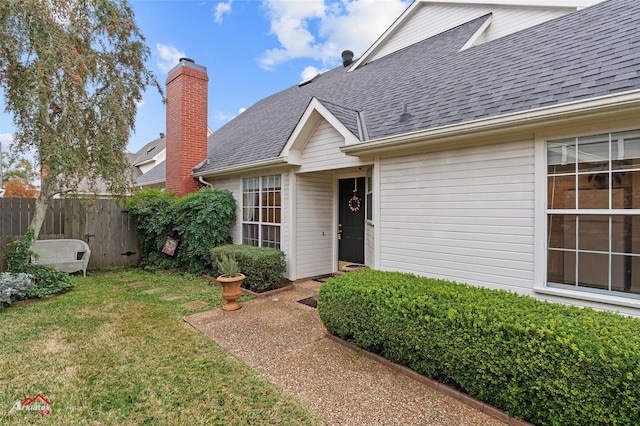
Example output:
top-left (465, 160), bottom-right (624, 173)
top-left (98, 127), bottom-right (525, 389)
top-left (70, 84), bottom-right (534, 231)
top-left (318, 269), bottom-right (640, 426)
top-left (211, 245), bottom-right (286, 293)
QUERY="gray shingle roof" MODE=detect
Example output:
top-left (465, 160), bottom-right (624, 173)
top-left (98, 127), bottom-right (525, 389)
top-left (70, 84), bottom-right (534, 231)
top-left (197, 0), bottom-right (640, 175)
top-left (136, 160), bottom-right (166, 185)
top-left (131, 135), bottom-right (166, 166)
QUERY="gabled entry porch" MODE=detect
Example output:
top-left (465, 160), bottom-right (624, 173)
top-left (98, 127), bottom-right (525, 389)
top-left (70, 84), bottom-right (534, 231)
top-left (289, 169), bottom-right (371, 281)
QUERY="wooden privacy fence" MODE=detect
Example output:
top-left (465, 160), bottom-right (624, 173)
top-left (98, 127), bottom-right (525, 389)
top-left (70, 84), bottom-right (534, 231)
top-left (0, 198), bottom-right (140, 272)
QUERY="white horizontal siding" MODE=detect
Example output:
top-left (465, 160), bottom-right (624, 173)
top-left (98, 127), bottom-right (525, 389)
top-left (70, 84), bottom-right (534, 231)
top-left (365, 222), bottom-right (375, 268)
top-left (378, 139), bottom-right (535, 291)
top-left (299, 120), bottom-right (365, 173)
top-left (481, 8), bottom-right (571, 44)
top-left (371, 4), bottom-right (573, 62)
top-left (295, 172), bottom-right (334, 279)
top-left (210, 177), bottom-right (242, 245)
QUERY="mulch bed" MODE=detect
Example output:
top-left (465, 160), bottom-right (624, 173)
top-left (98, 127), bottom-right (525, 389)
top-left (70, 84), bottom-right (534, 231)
top-left (297, 296), bottom-right (318, 308)
top-left (202, 275), bottom-right (294, 298)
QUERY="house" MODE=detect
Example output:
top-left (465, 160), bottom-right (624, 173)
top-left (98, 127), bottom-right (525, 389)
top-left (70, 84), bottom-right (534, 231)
top-left (154, 0), bottom-right (640, 315)
top-left (130, 134), bottom-right (167, 177)
top-left (135, 130), bottom-right (212, 189)
top-left (71, 133), bottom-right (167, 196)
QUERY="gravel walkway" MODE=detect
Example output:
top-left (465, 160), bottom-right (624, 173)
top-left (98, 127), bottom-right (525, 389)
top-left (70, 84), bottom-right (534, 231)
top-left (184, 285), bottom-right (508, 426)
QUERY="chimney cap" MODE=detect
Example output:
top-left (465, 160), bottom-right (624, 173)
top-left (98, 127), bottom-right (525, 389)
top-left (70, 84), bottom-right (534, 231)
top-left (167, 57), bottom-right (207, 75)
top-left (341, 50), bottom-right (354, 67)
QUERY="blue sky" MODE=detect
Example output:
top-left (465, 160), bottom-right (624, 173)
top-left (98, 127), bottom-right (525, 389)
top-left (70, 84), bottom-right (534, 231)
top-left (0, 0), bottom-right (604, 157)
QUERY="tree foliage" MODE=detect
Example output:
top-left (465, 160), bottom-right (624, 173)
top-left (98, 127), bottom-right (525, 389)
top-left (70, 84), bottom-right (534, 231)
top-left (0, 0), bottom-right (161, 237)
top-left (1, 147), bottom-right (38, 182)
top-left (4, 177), bottom-right (37, 198)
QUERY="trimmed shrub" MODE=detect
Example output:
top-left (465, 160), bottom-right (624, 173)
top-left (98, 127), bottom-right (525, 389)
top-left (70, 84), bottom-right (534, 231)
top-left (318, 269), bottom-right (640, 426)
top-left (0, 272), bottom-right (33, 308)
top-left (211, 245), bottom-right (286, 293)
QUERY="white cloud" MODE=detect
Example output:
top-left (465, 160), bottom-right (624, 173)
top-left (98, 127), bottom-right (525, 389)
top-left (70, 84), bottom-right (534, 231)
top-left (0, 133), bottom-right (13, 150)
top-left (214, 0), bottom-right (233, 24)
top-left (258, 0), bottom-right (410, 70)
top-left (300, 65), bottom-right (324, 82)
top-left (259, 0), bottom-right (326, 70)
top-left (214, 111), bottom-right (232, 123)
top-left (156, 43), bottom-right (187, 73)
top-left (214, 107), bottom-right (247, 125)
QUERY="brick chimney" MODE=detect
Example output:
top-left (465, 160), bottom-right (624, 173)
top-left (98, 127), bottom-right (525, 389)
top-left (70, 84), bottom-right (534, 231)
top-left (165, 58), bottom-right (208, 196)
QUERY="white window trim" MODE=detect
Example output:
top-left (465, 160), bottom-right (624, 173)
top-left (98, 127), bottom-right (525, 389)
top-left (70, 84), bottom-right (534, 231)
top-left (533, 132), bottom-right (640, 310)
top-left (242, 175), bottom-right (281, 248)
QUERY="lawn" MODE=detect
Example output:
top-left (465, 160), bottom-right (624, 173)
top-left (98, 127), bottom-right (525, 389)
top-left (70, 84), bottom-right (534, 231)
top-left (0, 269), bottom-right (323, 425)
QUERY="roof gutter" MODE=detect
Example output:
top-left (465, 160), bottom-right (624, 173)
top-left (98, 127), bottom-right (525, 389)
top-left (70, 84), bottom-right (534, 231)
top-left (136, 178), bottom-right (166, 187)
top-left (133, 158), bottom-right (155, 167)
top-left (192, 156), bottom-right (289, 178)
top-left (342, 90), bottom-right (640, 156)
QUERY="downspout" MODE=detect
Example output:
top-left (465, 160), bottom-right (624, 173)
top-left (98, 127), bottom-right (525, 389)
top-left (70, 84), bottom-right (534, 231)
top-left (198, 176), bottom-right (213, 188)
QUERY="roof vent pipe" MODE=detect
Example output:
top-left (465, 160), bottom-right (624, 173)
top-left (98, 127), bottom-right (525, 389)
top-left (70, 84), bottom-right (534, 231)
top-left (341, 50), bottom-right (354, 67)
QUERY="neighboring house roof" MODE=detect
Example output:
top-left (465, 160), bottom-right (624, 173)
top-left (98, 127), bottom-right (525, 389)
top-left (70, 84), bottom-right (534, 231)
top-left (135, 127), bottom-right (213, 187)
top-left (135, 160), bottom-right (166, 186)
top-left (73, 134), bottom-right (166, 194)
top-left (131, 135), bottom-right (166, 168)
top-left (194, 0), bottom-right (640, 176)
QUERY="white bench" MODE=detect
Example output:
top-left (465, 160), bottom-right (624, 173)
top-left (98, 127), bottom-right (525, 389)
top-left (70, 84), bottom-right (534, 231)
top-left (31, 239), bottom-right (91, 277)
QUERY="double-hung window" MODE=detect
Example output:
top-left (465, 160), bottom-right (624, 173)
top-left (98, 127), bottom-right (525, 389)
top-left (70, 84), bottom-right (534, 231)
top-left (547, 130), bottom-right (640, 297)
top-left (242, 175), bottom-right (281, 249)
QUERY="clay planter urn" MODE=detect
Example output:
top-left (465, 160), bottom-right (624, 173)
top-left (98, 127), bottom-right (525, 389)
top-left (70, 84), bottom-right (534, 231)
top-left (214, 252), bottom-right (245, 311)
top-left (216, 273), bottom-right (245, 311)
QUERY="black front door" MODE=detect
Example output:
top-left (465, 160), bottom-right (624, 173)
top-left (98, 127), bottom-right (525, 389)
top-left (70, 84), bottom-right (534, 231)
top-left (338, 177), bottom-right (365, 264)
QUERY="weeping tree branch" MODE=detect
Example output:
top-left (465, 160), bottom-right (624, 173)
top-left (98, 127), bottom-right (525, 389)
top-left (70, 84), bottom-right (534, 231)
top-left (0, 0), bottom-right (163, 239)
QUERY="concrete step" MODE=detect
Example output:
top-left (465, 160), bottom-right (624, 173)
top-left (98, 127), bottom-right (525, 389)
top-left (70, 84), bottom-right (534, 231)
top-left (293, 272), bottom-right (346, 296)
top-left (293, 280), bottom-right (322, 296)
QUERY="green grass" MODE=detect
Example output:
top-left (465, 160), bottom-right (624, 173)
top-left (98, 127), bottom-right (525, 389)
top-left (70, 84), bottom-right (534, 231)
top-left (0, 269), bottom-right (323, 425)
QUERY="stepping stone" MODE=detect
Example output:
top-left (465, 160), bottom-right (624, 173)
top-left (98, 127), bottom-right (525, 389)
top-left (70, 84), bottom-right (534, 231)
top-left (182, 300), bottom-right (208, 309)
top-left (161, 294), bottom-right (185, 301)
top-left (129, 282), bottom-right (149, 288)
top-left (144, 288), bottom-right (165, 295)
